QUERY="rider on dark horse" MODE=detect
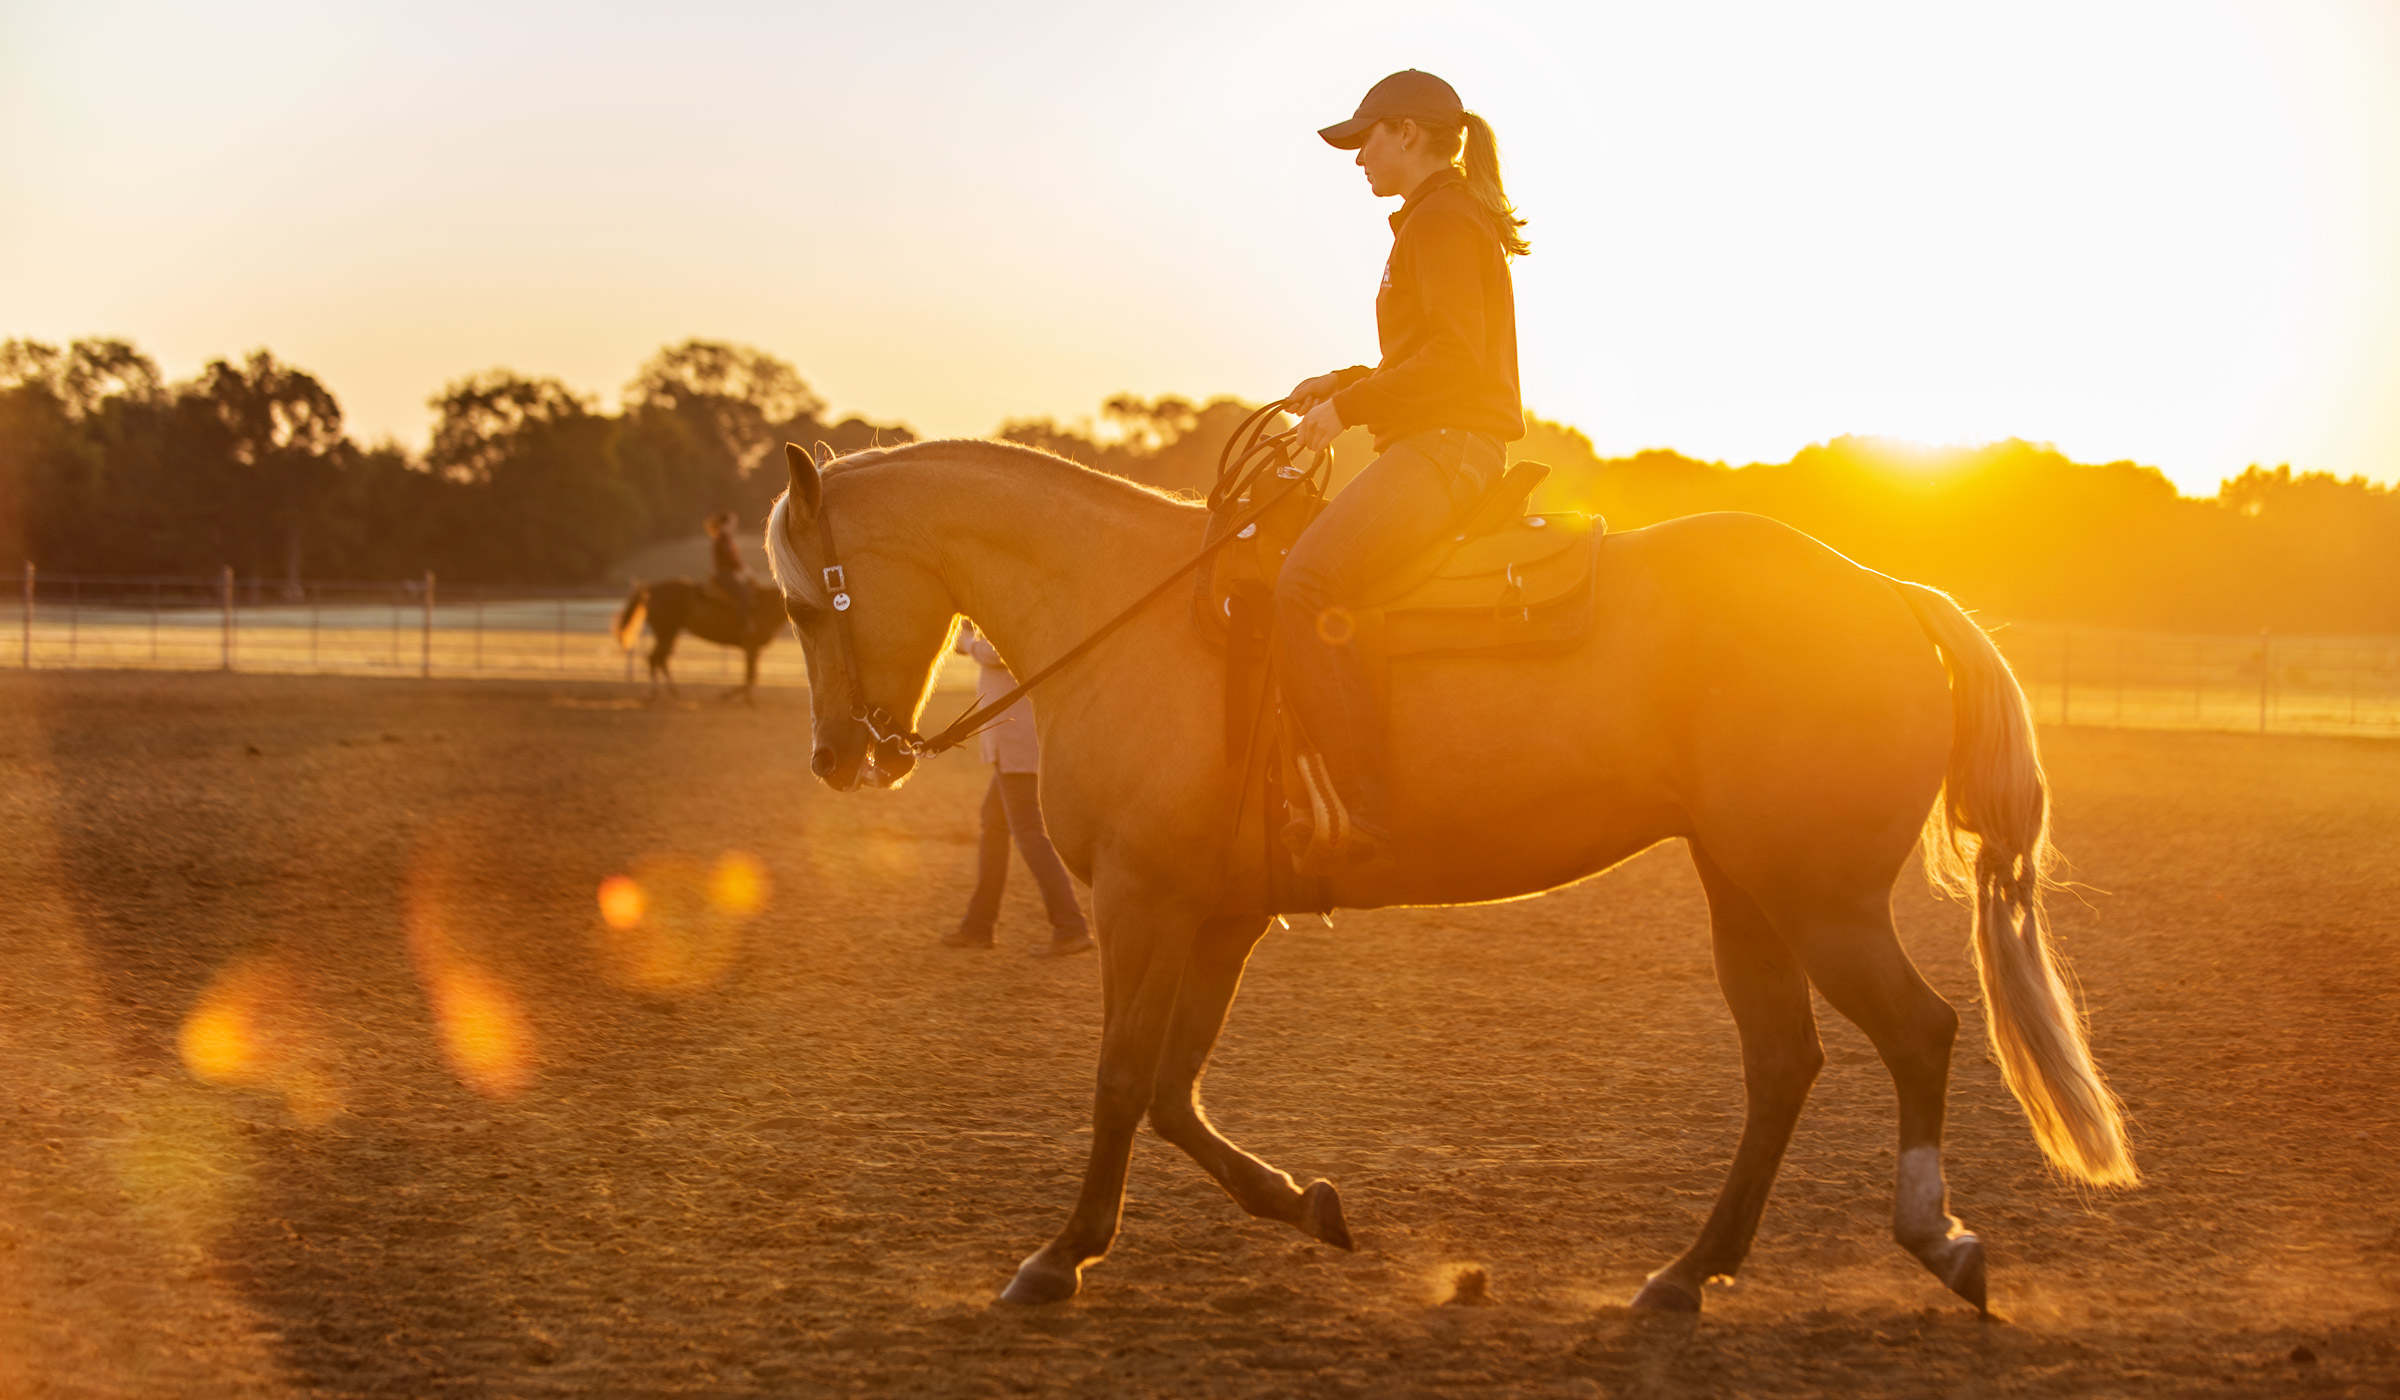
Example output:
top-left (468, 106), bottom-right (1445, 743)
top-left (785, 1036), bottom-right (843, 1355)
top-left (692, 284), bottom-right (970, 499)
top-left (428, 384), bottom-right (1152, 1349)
top-left (706, 510), bottom-right (754, 633)
top-left (1281, 70), bottom-right (1527, 873)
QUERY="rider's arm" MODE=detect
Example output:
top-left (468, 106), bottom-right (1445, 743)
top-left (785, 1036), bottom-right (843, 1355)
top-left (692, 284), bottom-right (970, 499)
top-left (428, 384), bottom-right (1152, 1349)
top-left (1327, 201), bottom-right (1489, 429)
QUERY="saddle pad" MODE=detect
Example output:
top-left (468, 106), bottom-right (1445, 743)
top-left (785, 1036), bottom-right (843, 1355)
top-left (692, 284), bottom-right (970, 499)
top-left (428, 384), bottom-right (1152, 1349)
top-left (1376, 512), bottom-right (1599, 616)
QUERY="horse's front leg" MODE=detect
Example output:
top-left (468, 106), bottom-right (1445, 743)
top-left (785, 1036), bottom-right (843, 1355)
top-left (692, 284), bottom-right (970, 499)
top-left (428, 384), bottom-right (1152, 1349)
top-left (1000, 875), bottom-right (1206, 1305)
top-left (1147, 914), bottom-right (1352, 1249)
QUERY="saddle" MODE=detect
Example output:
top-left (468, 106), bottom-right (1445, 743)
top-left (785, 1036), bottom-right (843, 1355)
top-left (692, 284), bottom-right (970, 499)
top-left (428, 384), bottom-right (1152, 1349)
top-left (1191, 410), bottom-right (1604, 914)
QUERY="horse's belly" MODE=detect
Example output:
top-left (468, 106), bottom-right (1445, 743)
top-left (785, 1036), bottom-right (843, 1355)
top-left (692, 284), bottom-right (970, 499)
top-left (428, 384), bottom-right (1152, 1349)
top-left (1333, 640), bottom-right (1683, 908)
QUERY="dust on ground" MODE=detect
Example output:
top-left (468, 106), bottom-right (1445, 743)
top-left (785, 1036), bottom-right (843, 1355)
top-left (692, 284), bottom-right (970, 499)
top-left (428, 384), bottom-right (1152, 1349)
top-left (2, 671), bottom-right (2394, 1398)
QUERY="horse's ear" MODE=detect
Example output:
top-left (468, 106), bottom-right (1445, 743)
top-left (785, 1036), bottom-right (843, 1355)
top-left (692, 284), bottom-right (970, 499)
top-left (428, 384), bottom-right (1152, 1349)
top-left (810, 440), bottom-right (837, 470)
top-left (783, 442), bottom-right (821, 521)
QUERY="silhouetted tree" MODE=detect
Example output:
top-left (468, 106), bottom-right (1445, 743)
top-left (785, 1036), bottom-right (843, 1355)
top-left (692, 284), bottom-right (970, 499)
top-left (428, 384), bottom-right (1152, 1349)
top-left (425, 372), bottom-right (644, 583)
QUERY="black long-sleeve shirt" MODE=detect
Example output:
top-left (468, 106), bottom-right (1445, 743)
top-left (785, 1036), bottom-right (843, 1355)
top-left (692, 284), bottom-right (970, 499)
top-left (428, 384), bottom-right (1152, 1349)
top-left (1329, 169), bottom-right (1522, 446)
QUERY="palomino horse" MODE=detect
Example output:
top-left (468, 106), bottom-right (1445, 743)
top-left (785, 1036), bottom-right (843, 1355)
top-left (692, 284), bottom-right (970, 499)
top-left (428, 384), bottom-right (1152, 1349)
top-left (764, 438), bottom-right (2134, 1313)
top-left (611, 578), bottom-right (783, 703)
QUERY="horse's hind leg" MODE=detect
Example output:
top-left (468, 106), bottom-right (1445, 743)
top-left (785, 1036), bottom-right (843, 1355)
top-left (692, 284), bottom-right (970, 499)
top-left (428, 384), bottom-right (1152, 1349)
top-left (1771, 886), bottom-right (1985, 1312)
top-left (1632, 844), bottom-right (1823, 1312)
top-left (1147, 915), bottom-right (1353, 1250)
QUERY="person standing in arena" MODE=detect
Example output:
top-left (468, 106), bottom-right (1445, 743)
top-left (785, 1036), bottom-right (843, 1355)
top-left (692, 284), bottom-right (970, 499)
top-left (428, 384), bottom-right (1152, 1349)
top-left (944, 621), bottom-right (1094, 958)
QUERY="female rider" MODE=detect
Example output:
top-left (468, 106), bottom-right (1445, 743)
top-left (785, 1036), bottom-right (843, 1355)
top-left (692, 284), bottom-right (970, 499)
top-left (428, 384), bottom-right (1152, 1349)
top-left (1281, 69), bottom-right (1529, 871)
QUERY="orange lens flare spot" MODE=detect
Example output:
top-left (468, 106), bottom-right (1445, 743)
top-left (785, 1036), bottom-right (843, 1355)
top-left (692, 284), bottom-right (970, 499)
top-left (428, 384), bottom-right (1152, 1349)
top-left (176, 954), bottom-right (347, 1122)
top-left (178, 999), bottom-right (260, 1085)
top-left (708, 853), bottom-right (769, 915)
top-left (598, 875), bottom-right (646, 930)
top-left (1315, 606), bottom-right (1356, 646)
top-left (430, 965), bottom-right (534, 1099)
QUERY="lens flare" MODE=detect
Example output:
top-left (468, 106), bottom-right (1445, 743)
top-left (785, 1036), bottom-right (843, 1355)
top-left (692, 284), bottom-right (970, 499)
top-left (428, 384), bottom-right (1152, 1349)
top-left (175, 954), bottom-right (345, 1123)
top-left (1315, 606), bottom-right (1356, 646)
top-left (598, 875), bottom-right (646, 930)
top-left (426, 963), bottom-right (535, 1099)
top-left (177, 994), bottom-right (260, 1085)
top-left (708, 853), bottom-right (769, 914)
top-left (593, 851), bottom-right (771, 992)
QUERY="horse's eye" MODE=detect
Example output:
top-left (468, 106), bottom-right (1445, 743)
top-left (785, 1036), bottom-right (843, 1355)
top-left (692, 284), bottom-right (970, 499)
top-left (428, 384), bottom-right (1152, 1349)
top-left (783, 599), bottom-right (821, 629)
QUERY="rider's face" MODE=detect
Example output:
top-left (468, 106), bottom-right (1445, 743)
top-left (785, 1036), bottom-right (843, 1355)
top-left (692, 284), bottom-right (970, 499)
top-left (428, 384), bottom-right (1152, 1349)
top-left (1355, 119), bottom-right (1418, 199)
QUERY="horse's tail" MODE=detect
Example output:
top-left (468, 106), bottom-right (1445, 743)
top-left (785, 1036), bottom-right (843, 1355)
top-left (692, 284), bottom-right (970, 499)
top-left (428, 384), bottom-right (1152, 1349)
top-left (611, 583), bottom-right (648, 651)
top-left (1892, 580), bottom-right (2137, 1188)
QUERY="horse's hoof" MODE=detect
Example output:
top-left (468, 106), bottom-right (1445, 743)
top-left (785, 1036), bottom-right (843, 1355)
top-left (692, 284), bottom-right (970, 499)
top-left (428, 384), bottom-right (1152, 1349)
top-left (1629, 1273), bottom-right (1703, 1313)
top-left (1297, 1179), bottom-right (1354, 1251)
top-left (997, 1251), bottom-right (1081, 1306)
top-left (1921, 1232), bottom-right (1987, 1314)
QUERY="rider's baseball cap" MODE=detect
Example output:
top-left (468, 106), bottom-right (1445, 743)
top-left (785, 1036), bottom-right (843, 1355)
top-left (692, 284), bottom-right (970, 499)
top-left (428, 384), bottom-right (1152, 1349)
top-left (1317, 69), bottom-right (1463, 149)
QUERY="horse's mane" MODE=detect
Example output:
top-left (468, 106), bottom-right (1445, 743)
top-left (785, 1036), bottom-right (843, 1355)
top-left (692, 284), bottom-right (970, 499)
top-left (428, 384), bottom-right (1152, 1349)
top-left (765, 438), bottom-right (1198, 607)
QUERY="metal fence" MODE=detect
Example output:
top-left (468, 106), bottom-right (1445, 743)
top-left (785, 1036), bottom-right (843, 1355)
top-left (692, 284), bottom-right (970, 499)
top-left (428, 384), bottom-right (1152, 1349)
top-left (1987, 620), bottom-right (2400, 738)
top-left (9, 566), bottom-right (815, 689)
top-left (10, 566), bottom-right (2399, 737)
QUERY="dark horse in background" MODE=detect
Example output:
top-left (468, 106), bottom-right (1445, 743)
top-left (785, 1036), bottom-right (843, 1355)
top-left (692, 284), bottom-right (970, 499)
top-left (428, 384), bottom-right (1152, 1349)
top-left (611, 579), bottom-right (783, 703)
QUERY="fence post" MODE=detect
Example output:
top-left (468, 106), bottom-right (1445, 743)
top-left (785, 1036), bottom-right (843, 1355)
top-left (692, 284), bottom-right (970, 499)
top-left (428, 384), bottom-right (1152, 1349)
top-left (220, 565), bottom-right (235, 670)
top-left (20, 562), bottom-right (31, 668)
top-left (422, 571), bottom-right (436, 679)
top-left (2258, 627), bottom-right (2270, 735)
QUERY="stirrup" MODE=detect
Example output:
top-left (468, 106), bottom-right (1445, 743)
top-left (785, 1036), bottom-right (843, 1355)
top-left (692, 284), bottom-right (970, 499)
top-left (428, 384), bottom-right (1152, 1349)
top-left (1282, 750), bottom-right (1382, 876)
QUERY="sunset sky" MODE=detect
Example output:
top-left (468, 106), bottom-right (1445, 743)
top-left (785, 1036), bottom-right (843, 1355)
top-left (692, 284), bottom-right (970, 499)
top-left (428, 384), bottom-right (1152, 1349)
top-left (4, 0), bottom-right (2396, 496)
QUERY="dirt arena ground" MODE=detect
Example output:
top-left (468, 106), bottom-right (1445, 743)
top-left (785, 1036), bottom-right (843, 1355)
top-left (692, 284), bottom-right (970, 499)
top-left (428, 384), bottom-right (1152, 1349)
top-left (3, 670), bottom-right (2395, 1399)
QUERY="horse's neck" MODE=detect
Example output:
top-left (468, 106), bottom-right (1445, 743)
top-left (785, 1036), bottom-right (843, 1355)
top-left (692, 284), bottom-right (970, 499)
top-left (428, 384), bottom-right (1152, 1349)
top-left (924, 462), bottom-right (1198, 687)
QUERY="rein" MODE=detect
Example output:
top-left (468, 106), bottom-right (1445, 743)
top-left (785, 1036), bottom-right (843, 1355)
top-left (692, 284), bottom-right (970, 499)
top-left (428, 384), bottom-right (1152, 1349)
top-left (808, 401), bottom-right (1327, 760)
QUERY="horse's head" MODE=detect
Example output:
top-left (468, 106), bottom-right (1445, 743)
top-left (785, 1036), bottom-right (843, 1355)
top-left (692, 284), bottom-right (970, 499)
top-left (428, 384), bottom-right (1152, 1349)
top-left (766, 441), bottom-right (957, 792)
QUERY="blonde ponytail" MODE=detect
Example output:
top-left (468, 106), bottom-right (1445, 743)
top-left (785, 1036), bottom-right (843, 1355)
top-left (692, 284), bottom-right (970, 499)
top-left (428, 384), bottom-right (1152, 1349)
top-left (1459, 112), bottom-right (1529, 257)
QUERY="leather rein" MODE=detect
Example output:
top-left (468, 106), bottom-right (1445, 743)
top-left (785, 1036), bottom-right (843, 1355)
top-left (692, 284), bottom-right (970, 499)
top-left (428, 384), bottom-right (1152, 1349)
top-left (803, 401), bottom-right (1328, 762)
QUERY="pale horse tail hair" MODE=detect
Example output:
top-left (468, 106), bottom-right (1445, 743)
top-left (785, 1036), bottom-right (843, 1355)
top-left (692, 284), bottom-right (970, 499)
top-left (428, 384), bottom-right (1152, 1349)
top-left (1891, 580), bottom-right (2138, 1187)
top-left (611, 583), bottom-right (648, 651)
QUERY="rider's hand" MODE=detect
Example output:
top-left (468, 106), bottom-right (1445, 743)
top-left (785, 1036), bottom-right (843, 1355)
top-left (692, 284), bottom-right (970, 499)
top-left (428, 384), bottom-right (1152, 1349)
top-left (1296, 398), bottom-right (1345, 452)
top-left (1287, 372), bottom-right (1343, 412)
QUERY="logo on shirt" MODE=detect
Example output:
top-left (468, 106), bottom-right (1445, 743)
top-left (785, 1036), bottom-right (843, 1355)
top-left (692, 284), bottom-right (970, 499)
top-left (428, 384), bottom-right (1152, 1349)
top-left (1380, 257), bottom-right (1393, 291)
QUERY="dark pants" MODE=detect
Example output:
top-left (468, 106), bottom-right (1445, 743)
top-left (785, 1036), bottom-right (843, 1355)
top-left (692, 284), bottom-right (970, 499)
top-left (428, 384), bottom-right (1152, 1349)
top-left (1272, 428), bottom-right (1502, 839)
top-left (961, 772), bottom-right (1087, 937)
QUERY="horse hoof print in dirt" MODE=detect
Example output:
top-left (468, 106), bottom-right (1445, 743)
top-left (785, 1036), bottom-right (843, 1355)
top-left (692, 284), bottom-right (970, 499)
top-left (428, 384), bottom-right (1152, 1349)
top-left (766, 438), bottom-right (2135, 1311)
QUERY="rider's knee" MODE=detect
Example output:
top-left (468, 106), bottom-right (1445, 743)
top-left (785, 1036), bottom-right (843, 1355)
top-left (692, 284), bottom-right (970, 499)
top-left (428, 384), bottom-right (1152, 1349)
top-left (1273, 559), bottom-right (1331, 619)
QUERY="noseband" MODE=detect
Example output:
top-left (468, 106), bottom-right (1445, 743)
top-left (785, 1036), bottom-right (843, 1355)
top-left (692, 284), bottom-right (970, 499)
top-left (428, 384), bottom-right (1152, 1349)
top-left (796, 403), bottom-right (1328, 764)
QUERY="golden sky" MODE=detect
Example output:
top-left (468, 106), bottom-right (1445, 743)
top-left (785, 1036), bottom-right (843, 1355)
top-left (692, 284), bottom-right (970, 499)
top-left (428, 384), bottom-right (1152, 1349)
top-left (3, 0), bottom-right (2395, 495)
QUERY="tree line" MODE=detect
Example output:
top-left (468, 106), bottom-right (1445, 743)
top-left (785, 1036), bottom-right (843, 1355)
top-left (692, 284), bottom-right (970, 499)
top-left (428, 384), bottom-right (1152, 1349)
top-left (0, 338), bottom-right (908, 588)
top-left (1016, 405), bottom-right (2400, 635)
top-left (4, 335), bottom-right (2394, 631)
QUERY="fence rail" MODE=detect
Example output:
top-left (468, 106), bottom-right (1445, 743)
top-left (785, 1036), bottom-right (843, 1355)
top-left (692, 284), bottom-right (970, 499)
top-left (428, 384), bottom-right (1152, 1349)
top-left (1987, 620), bottom-right (2400, 738)
top-left (11, 567), bottom-right (2399, 736)
top-left (9, 567), bottom-right (822, 690)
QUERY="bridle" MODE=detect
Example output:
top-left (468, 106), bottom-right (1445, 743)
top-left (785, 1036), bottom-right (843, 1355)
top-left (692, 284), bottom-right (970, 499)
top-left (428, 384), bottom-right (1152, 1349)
top-left (793, 401), bottom-right (1328, 764)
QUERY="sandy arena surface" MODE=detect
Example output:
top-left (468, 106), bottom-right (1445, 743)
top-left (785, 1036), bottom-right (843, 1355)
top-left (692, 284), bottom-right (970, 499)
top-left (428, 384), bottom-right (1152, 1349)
top-left (2, 670), bottom-right (2395, 1398)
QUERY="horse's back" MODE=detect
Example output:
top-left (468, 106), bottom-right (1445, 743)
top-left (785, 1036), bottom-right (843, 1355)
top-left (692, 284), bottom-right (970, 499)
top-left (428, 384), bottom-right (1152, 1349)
top-left (1366, 511), bottom-right (1953, 904)
top-left (1607, 511), bottom-right (1954, 885)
